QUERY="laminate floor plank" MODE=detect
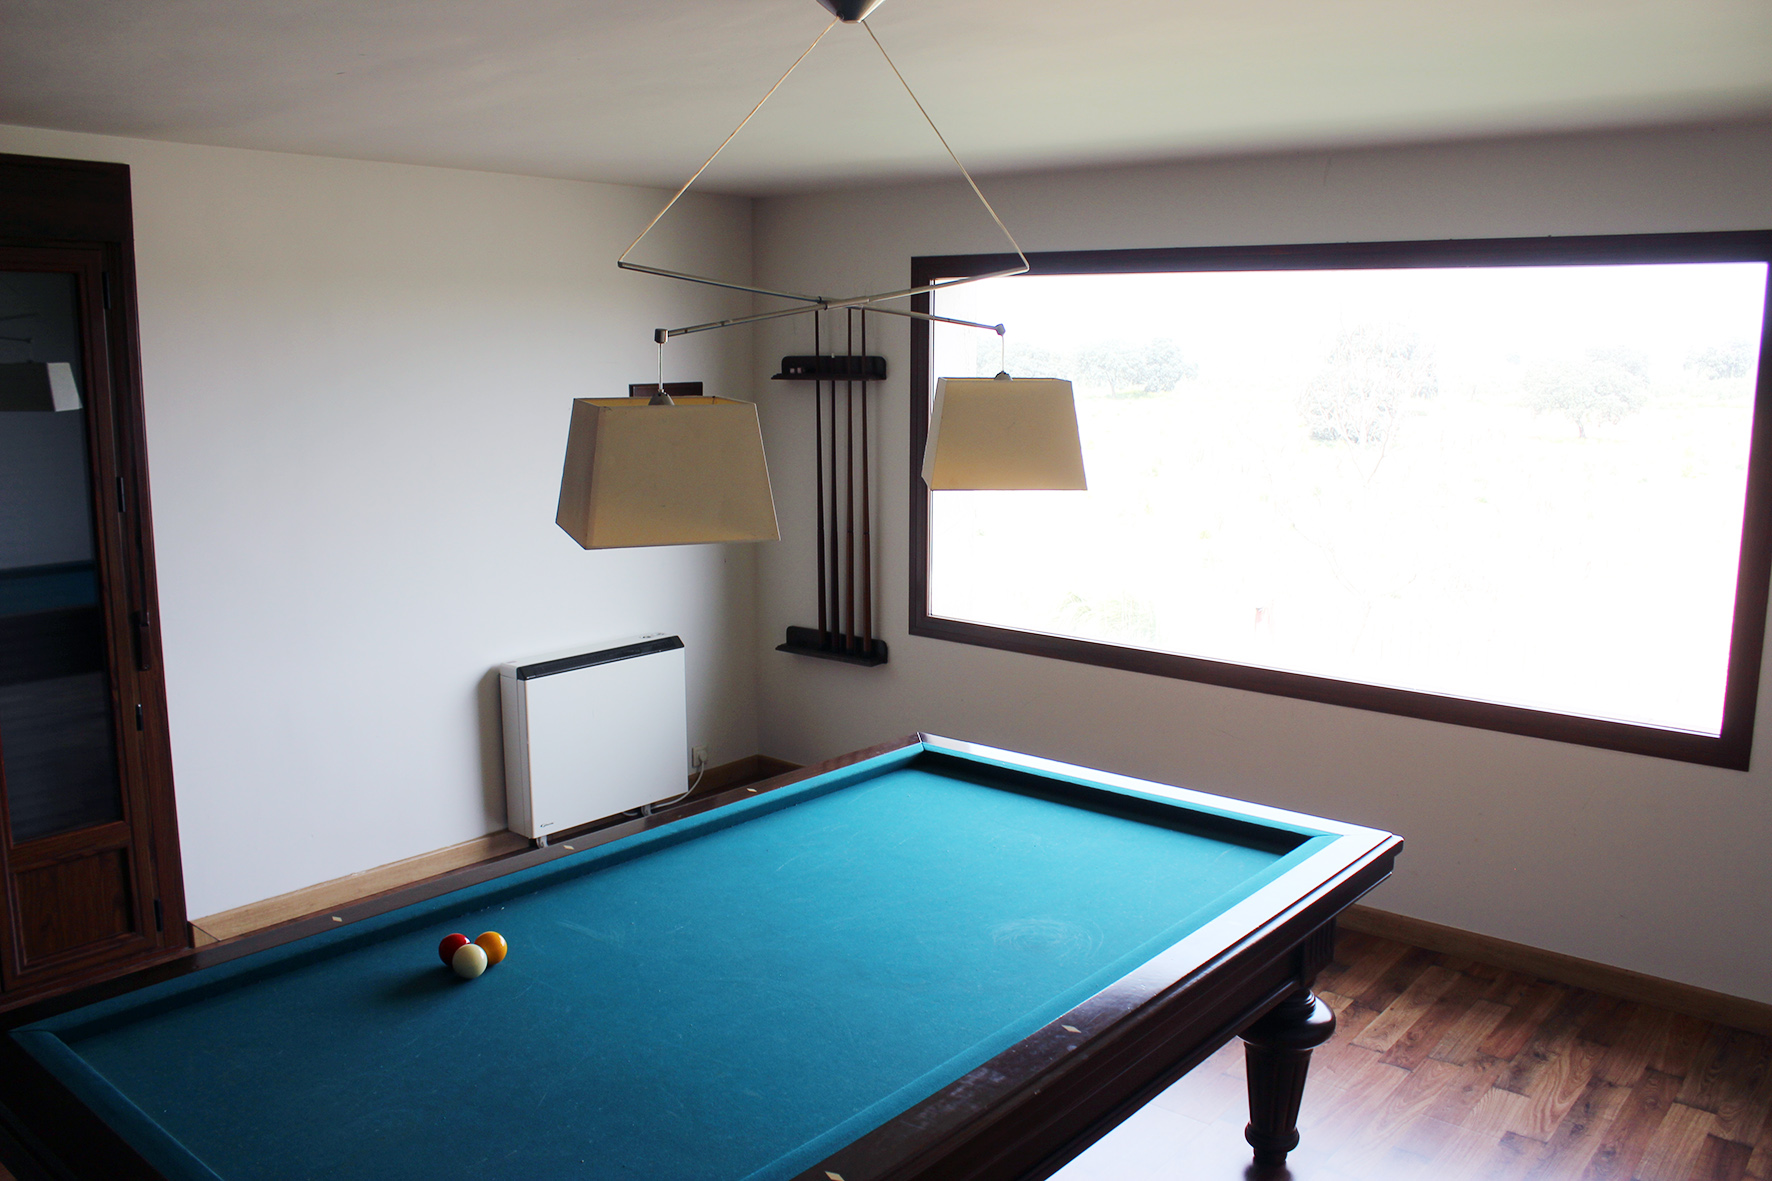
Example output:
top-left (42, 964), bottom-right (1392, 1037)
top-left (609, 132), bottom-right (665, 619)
top-left (1356, 945), bottom-right (1442, 1011)
top-left (1561, 1067), bottom-right (1675, 1181)
top-left (1749, 1132), bottom-right (1772, 1181)
top-left (1690, 1133), bottom-right (1754, 1181)
top-left (1485, 969), bottom-right (1536, 1007)
top-left (1600, 1005), bottom-right (1674, 1088)
top-left (1713, 1042), bottom-right (1772, 1145)
top-left (1357, 965), bottom-right (1463, 1053)
top-left (1423, 1087), bottom-right (1535, 1181)
top-left (1512, 1037), bottom-right (1610, 1143)
top-left (1321, 932), bottom-right (1410, 999)
top-left (1435, 999), bottom-right (1515, 1067)
top-left (1328, 1057), bottom-right (1489, 1174)
top-left (1690, 1029), bottom-right (1772, 1138)
top-left (1635, 1104), bottom-right (1721, 1181)
top-left (1487, 981), bottom-right (1579, 1062)
top-left (1519, 1079), bottom-right (1632, 1181)
top-left (1650, 1013), bottom-right (1717, 1079)
top-left (1384, 969), bottom-right (1497, 1070)
top-left (1503, 989), bottom-right (1608, 1097)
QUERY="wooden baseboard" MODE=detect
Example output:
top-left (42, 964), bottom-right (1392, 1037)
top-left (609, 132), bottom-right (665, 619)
top-left (1341, 904), bottom-right (1772, 1036)
top-left (691, 754), bottom-right (800, 798)
top-left (188, 754), bottom-right (804, 948)
top-left (190, 829), bottom-right (532, 946)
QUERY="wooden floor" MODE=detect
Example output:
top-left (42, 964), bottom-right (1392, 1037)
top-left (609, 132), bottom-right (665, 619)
top-left (0, 929), bottom-right (1764, 1181)
top-left (1057, 928), bottom-right (1772, 1181)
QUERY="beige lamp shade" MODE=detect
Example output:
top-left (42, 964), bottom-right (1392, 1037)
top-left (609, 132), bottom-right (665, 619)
top-left (922, 376), bottom-right (1087, 491)
top-left (556, 396), bottom-right (780, 548)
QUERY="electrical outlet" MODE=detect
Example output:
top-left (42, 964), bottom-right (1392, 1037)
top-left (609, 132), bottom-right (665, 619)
top-left (691, 744), bottom-right (709, 770)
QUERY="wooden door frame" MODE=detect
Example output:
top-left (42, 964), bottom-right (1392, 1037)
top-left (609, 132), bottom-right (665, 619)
top-left (0, 154), bottom-right (188, 1006)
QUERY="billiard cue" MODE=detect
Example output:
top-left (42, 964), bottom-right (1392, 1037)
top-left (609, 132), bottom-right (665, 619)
top-left (814, 312), bottom-right (827, 646)
top-left (844, 308), bottom-right (856, 651)
top-left (860, 309), bottom-right (872, 657)
top-left (828, 318), bottom-right (841, 648)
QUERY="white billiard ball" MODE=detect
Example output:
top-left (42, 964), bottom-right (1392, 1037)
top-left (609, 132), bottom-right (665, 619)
top-left (451, 942), bottom-right (488, 980)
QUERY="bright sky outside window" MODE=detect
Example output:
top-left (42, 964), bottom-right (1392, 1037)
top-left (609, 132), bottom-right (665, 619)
top-left (927, 259), bottom-right (1769, 740)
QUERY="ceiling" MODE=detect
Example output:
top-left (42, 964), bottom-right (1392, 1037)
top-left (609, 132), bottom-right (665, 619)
top-left (2, 0), bottom-right (1770, 195)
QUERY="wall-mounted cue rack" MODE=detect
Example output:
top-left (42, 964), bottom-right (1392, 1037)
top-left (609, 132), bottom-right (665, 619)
top-left (775, 308), bottom-right (889, 667)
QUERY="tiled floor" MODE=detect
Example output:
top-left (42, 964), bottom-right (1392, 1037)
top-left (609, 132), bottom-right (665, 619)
top-left (1055, 930), bottom-right (1771, 1181)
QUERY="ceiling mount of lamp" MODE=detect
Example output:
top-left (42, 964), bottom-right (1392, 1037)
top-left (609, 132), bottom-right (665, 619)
top-left (814, 0), bottom-right (890, 22)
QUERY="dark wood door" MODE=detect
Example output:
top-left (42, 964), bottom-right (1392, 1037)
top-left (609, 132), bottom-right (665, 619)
top-left (0, 156), bottom-right (186, 1006)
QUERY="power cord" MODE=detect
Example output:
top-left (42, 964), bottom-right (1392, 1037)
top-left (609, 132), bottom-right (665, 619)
top-left (640, 749), bottom-right (708, 816)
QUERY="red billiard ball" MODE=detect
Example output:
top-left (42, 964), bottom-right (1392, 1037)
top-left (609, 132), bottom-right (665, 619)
top-left (438, 933), bottom-right (471, 966)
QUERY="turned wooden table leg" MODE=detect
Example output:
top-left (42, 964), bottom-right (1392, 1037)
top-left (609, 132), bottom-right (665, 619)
top-left (1239, 987), bottom-right (1337, 1166)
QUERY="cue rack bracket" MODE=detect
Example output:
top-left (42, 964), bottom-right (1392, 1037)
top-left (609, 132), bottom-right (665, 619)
top-left (778, 626), bottom-right (889, 667)
top-left (773, 356), bottom-right (887, 382)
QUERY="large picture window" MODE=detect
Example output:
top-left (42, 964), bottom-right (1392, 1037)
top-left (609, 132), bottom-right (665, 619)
top-left (909, 234), bottom-right (1772, 768)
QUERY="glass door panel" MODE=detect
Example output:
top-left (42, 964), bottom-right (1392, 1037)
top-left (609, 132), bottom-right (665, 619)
top-left (0, 268), bottom-right (125, 843)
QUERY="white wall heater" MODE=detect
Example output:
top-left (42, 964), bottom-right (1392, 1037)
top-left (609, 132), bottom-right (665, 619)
top-left (499, 634), bottom-right (688, 844)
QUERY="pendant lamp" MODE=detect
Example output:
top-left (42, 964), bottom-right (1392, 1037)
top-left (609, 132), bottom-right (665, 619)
top-left (556, 394), bottom-right (778, 549)
top-left (922, 375), bottom-right (1087, 490)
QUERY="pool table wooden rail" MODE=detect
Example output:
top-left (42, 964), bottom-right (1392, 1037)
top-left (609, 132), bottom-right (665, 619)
top-left (0, 734), bottom-right (1401, 1181)
top-left (794, 763), bottom-right (1398, 1180)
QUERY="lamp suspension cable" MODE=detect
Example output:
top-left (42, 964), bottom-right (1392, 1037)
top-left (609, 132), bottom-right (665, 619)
top-left (649, 328), bottom-right (673, 404)
top-left (861, 21), bottom-right (1026, 271)
top-left (618, 15), bottom-right (840, 271)
top-left (621, 7), bottom-right (1029, 343)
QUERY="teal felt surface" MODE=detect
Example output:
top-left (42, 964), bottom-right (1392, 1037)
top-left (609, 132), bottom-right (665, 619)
top-left (22, 755), bottom-right (1332, 1181)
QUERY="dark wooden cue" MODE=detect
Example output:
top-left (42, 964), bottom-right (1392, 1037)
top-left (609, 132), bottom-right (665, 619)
top-left (860, 309), bottom-right (872, 655)
top-left (827, 320), bottom-right (841, 646)
top-left (813, 313), bottom-right (827, 645)
top-left (843, 309), bottom-right (856, 651)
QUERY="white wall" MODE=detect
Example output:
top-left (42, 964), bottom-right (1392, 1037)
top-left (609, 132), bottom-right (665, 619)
top-left (751, 122), bottom-right (1772, 1004)
top-left (0, 125), bottom-right (762, 918)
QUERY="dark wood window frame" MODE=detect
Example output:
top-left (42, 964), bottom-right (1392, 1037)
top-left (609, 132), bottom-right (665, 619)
top-left (0, 153), bottom-right (188, 1007)
top-left (909, 231), bottom-right (1772, 770)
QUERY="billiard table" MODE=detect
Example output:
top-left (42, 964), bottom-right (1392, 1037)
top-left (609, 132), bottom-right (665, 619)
top-left (0, 735), bottom-right (1400, 1181)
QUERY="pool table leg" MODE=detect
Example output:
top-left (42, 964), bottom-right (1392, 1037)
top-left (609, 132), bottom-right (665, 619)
top-left (1239, 986), bottom-right (1337, 1167)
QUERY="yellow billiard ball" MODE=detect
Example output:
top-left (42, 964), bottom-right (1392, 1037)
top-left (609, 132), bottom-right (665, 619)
top-left (474, 931), bottom-right (508, 967)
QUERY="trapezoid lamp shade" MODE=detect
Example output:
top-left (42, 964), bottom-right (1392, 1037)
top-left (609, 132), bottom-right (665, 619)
top-left (921, 376), bottom-right (1087, 491)
top-left (0, 361), bottom-right (80, 412)
top-left (556, 396), bottom-right (780, 549)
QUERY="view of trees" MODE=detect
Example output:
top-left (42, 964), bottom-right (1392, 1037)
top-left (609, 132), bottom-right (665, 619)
top-left (1298, 325), bottom-right (1438, 446)
top-left (1687, 340), bottom-right (1755, 381)
top-left (1527, 347), bottom-right (1650, 438)
top-left (1074, 338), bottom-right (1195, 396)
top-left (977, 335), bottom-right (1194, 395)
